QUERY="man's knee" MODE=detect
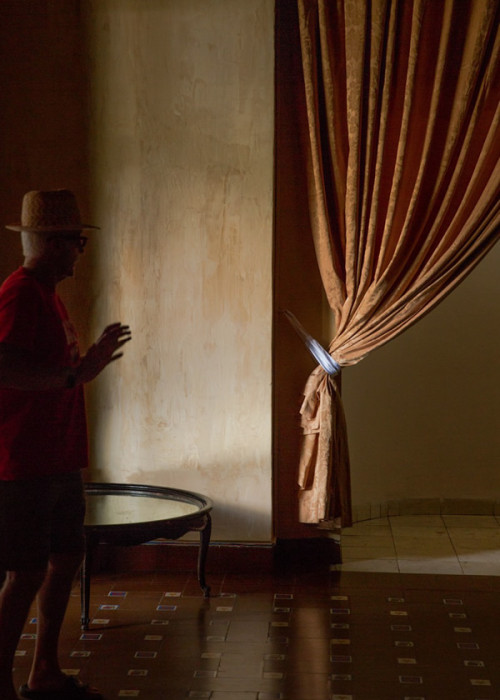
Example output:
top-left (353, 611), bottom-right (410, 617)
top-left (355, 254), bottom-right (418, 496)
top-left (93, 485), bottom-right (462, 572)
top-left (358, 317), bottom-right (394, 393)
top-left (47, 551), bottom-right (84, 578)
top-left (1, 568), bottom-right (47, 597)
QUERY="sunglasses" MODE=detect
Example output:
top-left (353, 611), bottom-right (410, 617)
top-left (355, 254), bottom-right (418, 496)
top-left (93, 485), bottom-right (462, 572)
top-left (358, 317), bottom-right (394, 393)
top-left (48, 234), bottom-right (88, 251)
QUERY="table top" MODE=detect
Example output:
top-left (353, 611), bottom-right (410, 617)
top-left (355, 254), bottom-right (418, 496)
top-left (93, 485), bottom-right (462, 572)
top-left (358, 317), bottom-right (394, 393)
top-left (84, 482), bottom-right (212, 529)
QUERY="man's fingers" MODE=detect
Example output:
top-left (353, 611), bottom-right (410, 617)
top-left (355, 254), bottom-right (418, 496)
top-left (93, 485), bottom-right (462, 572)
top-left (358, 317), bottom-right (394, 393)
top-left (105, 323), bottom-right (131, 333)
top-left (105, 321), bottom-right (128, 330)
top-left (97, 325), bottom-right (132, 349)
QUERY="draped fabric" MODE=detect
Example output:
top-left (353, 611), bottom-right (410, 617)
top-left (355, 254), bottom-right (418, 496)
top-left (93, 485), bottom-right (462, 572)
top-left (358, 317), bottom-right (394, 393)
top-left (296, 0), bottom-right (500, 527)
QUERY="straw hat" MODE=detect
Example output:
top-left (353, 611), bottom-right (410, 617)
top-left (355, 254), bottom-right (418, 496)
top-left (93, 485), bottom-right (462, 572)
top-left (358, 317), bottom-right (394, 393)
top-left (5, 189), bottom-right (99, 233)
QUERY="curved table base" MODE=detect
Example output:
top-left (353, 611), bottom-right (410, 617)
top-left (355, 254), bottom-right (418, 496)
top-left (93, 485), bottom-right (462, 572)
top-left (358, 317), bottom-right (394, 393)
top-left (80, 483), bottom-right (213, 630)
top-left (80, 513), bottom-right (211, 629)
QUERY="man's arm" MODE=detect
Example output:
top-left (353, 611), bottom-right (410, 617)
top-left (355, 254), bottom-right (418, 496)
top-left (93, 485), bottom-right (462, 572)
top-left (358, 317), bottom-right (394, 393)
top-left (0, 323), bottom-right (132, 391)
top-left (0, 344), bottom-right (74, 390)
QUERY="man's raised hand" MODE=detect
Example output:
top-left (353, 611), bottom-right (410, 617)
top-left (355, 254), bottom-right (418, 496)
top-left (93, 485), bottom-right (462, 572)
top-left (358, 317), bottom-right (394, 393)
top-left (76, 323), bottom-right (132, 384)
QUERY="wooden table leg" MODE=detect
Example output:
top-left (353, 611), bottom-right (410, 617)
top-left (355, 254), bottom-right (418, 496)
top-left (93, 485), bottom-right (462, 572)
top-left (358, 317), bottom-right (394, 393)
top-left (80, 538), bottom-right (94, 630)
top-left (198, 514), bottom-right (212, 597)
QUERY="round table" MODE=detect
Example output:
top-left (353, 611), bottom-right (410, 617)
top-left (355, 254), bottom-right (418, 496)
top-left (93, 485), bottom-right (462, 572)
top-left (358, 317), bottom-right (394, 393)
top-left (81, 482), bottom-right (213, 629)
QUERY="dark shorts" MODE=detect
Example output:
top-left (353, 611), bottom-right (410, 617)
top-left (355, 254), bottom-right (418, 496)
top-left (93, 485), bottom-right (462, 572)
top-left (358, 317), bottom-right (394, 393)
top-left (0, 471), bottom-right (86, 571)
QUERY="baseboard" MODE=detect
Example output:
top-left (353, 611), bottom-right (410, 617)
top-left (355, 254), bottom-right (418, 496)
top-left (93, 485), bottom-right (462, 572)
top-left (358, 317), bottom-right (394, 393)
top-left (273, 536), bottom-right (342, 571)
top-left (352, 497), bottom-right (500, 522)
top-left (91, 537), bottom-right (341, 576)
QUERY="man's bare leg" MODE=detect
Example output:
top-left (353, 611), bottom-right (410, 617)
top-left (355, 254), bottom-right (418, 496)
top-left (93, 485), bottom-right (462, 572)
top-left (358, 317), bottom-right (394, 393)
top-left (26, 552), bottom-right (83, 691)
top-left (0, 569), bottom-right (45, 700)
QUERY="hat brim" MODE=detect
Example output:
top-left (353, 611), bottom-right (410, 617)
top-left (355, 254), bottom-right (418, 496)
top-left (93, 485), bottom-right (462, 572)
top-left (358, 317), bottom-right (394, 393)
top-left (5, 223), bottom-right (100, 232)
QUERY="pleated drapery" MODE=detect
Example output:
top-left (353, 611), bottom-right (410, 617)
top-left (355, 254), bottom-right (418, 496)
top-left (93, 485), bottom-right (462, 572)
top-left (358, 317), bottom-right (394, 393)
top-left (296, 0), bottom-right (500, 527)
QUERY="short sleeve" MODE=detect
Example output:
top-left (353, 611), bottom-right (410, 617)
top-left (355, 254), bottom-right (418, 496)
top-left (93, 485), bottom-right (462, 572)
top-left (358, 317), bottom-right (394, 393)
top-left (0, 278), bottom-right (40, 352)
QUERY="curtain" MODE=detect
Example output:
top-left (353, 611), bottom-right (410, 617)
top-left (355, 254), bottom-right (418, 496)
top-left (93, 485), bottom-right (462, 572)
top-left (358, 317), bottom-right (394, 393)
top-left (296, 0), bottom-right (500, 528)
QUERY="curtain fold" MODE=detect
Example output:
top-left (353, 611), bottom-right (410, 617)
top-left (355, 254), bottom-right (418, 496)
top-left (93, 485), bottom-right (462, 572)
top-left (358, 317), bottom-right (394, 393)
top-left (296, 0), bottom-right (500, 527)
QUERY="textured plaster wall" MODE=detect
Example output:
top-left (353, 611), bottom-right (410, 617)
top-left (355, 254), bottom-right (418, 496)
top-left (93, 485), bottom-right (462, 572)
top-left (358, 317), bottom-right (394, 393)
top-left (82, 0), bottom-right (274, 541)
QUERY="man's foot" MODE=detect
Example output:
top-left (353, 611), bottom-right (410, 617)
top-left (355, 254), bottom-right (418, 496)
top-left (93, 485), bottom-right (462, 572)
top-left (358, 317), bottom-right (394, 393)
top-left (19, 675), bottom-right (102, 699)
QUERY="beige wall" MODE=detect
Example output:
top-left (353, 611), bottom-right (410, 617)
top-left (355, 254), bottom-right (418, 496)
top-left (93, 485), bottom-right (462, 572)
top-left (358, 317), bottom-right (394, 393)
top-left (81, 0), bottom-right (275, 542)
top-left (343, 243), bottom-right (500, 517)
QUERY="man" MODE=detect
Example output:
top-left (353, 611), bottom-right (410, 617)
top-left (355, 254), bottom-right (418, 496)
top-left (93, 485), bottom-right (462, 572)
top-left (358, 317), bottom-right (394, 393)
top-left (0, 190), bottom-right (131, 700)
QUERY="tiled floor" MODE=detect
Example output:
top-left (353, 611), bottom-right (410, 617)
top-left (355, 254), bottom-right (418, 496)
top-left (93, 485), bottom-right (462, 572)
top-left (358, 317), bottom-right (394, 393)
top-left (12, 516), bottom-right (500, 700)
top-left (337, 515), bottom-right (500, 576)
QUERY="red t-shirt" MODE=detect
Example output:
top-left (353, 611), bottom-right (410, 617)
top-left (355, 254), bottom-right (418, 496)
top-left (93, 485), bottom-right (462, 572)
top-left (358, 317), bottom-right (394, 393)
top-left (0, 267), bottom-right (88, 479)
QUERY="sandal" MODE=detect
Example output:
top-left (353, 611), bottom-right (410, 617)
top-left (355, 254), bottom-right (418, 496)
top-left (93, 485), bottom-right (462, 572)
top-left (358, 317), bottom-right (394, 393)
top-left (19, 675), bottom-right (103, 700)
